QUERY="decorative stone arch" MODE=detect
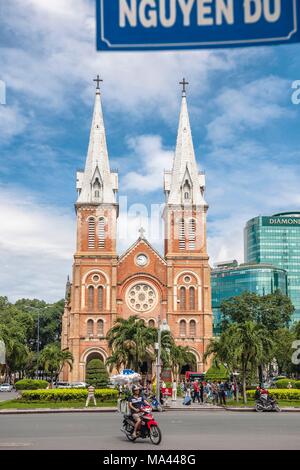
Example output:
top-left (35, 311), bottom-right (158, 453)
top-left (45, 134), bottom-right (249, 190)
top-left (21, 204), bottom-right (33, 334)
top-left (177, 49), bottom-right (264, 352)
top-left (189, 348), bottom-right (202, 370)
top-left (81, 269), bottom-right (110, 310)
top-left (173, 271), bottom-right (202, 311)
top-left (180, 348), bottom-right (202, 376)
top-left (79, 347), bottom-right (109, 381)
top-left (121, 273), bottom-right (165, 299)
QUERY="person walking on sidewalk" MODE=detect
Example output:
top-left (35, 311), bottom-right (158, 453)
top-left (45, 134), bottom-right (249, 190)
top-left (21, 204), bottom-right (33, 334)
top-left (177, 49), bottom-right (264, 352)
top-left (192, 380), bottom-right (201, 403)
top-left (85, 384), bottom-right (97, 407)
top-left (218, 381), bottom-right (226, 406)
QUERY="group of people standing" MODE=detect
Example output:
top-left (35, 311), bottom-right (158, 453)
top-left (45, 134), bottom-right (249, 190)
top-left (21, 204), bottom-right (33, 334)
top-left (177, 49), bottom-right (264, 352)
top-left (181, 380), bottom-right (238, 406)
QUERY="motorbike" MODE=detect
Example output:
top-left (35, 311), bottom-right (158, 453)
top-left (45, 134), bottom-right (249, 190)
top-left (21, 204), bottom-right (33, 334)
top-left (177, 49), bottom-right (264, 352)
top-left (149, 395), bottom-right (163, 412)
top-left (122, 406), bottom-right (162, 445)
top-left (255, 394), bottom-right (281, 412)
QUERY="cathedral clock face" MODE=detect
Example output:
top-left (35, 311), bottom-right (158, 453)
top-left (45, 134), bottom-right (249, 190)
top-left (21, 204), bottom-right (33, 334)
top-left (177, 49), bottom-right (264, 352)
top-left (126, 283), bottom-right (157, 313)
top-left (136, 254), bottom-right (148, 267)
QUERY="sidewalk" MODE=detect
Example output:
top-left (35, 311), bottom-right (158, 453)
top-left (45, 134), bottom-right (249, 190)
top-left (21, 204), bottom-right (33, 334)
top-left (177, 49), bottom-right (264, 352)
top-left (163, 398), bottom-right (300, 413)
top-left (164, 398), bottom-right (222, 411)
top-left (0, 400), bottom-right (299, 414)
top-left (0, 406), bottom-right (118, 415)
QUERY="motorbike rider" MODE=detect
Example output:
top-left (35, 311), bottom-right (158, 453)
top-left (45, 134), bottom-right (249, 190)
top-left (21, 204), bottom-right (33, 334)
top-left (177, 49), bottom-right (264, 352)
top-left (254, 386), bottom-right (261, 401)
top-left (128, 385), bottom-right (150, 439)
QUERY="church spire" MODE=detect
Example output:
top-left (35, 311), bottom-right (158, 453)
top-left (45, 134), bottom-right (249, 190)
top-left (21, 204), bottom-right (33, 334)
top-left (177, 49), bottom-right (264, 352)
top-left (164, 80), bottom-right (206, 206)
top-left (76, 77), bottom-right (118, 205)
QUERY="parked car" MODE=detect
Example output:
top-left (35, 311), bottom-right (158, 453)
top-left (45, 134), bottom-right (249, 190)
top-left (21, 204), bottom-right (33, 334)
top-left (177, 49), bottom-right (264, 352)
top-left (55, 381), bottom-right (71, 389)
top-left (272, 376), bottom-right (287, 382)
top-left (0, 383), bottom-right (13, 392)
top-left (70, 382), bottom-right (87, 389)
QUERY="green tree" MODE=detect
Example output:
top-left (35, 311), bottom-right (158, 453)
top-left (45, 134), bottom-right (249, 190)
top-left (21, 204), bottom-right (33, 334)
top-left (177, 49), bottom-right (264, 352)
top-left (86, 359), bottom-right (109, 388)
top-left (106, 316), bottom-right (156, 371)
top-left (272, 328), bottom-right (295, 376)
top-left (160, 331), bottom-right (196, 381)
top-left (221, 291), bottom-right (293, 331)
top-left (205, 321), bottom-right (273, 403)
top-left (0, 297), bottom-right (32, 380)
top-left (221, 291), bottom-right (294, 382)
top-left (14, 298), bottom-right (64, 350)
top-left (39, 344), bottom-right (73, 385)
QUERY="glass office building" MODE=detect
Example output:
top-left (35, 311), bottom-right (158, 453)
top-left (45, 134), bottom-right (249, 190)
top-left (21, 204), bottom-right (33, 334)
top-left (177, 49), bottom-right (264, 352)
top-left (211, 261), bottom-right (288, 335)
top-left (245, 212), bottom-right (300, 324)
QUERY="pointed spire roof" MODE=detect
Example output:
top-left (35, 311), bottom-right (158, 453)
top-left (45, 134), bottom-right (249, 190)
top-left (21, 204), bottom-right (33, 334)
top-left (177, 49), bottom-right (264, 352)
top-left (77, 79), bottom-right (118, 204)
top-left (165, 83), bottom-right (206, 206)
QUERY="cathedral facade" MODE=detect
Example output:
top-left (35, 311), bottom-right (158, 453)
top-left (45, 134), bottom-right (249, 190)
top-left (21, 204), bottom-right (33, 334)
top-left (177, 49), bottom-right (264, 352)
top-left (61, 80), bottom-right (213, 382)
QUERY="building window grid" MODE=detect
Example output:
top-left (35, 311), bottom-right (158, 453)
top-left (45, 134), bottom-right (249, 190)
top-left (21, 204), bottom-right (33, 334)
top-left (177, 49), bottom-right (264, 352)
top-left (88, 218), bottom-right (96, 249)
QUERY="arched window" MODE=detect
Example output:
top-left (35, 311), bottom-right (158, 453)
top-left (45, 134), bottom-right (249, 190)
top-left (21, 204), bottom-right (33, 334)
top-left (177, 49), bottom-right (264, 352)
top-left (98, 286), bottom-right (104, 311)
top-left (98, 218), bottom-right (105, 249)
top-left (189, 287), bottom-right (196, 310)
top-left (180, 287), bottom-right (186, 311)
top-left (88, 286), bottom-right (94, 310)
top-left (148, 319), bottom-right (155, 328)
top-left (183, 180), bottom-right (191, 203)
top-left (88, 218), bottom-right (95, 249)
top-left (188, 219), bottom-right (196, 250)
top-left (179, 219), bottom-right (185, 250)
top-left (93, 178), bottom-right (101, 200)
top-left (87, 319), bottom-right (94, 336)
top-left (97, 319), bottom-right (104, 336)
top-left (189, 320), bottom-right (196, 337)
top-left (179, 320), bottom-right (186, 336)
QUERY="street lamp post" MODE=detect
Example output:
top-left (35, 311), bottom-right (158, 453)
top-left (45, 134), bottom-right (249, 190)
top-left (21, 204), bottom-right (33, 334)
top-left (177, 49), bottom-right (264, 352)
top-left (27, 306), bottom-right (49, 379)
top-left (155, 319), bottom-right (170, 404)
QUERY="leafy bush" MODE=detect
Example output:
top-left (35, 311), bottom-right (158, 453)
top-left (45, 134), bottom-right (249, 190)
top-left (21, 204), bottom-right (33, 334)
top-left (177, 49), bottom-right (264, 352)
top-left (86, 359), bottom-right (109, 388)
top-left (247, 389), bottom-right (300, 401)
top-left (21, 388), bottom-right (118, 402)
top-left (274, 379), bottom-right (297, 389)
top-left (15, 379), bottom-right (49, 391)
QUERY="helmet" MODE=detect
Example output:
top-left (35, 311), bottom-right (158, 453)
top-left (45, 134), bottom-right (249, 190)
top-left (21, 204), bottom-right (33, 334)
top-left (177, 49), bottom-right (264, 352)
top-left (132, 385), bottom-right (140, 392)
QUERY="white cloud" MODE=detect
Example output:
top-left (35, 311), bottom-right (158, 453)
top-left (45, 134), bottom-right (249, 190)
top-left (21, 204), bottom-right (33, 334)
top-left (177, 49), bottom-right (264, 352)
top-left (206, 153), bottom-right (300, 266)
top-left (0, 104), bottom-right (28, 142)
top-left (0, 0), bottom-right (269, 121)
top-left (0, 186), bottom-right (75, 302)
top-left (207, 76), bottom-right (291, 146)
top-left (122, 135), bottom-right (173, 192)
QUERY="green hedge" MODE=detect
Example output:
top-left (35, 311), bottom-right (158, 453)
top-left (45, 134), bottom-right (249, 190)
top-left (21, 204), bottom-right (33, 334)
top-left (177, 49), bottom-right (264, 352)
top-left (247, 389), bottom-right (300, 401)
top-left (20, 388), bottom-right (118, 402)
top-left (15, 379), bottom-right (49, 391)
top-left (206, 364), bottom-right (229, 381)
top-left (275, 379), bottom-right (300, 389)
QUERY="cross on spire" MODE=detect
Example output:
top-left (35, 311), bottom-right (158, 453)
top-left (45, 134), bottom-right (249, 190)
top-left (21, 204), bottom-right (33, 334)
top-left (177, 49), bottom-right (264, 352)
top-left (93, 74), bottom-right (103, 91)
top-left (180, 78), bottom-right (189, 96)
top-left (139, 227), bottom-right (146, 239)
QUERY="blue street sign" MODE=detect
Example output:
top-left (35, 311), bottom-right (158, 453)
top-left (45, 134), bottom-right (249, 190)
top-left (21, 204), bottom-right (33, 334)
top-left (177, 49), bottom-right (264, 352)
top-left (96, 0), bottom-right (300, 51)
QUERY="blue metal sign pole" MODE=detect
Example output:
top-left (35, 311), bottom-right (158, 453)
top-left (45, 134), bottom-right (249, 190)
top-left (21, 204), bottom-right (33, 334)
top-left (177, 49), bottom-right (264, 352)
top-left (96, 0), bottom-right (300, 52)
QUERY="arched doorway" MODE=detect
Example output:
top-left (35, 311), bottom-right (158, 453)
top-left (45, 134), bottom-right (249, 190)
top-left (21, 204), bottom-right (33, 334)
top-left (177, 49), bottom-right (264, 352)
top-left (85, 351), bottom-right (107, 387)
top-left (180, 351), bottom-right (198, 378)
top-left (80, 347), bottom-right (108, 382)
top-left (86, 351), bottom-right (105, 364)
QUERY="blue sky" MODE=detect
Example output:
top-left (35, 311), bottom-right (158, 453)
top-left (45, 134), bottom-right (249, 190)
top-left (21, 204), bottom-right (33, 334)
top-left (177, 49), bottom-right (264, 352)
top-left (0, 0), bottom-right (300, 302)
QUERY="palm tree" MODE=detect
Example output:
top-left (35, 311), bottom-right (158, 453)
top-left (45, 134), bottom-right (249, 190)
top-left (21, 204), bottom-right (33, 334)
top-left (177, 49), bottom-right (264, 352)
top-left (159, 331), bottom-right (196, 381)
top-left (39, 344), bottom-right (73, 385)
top-left (106, 316), bottom-right (156, 372)
top-left (205, 321), bottom-right (273, 403)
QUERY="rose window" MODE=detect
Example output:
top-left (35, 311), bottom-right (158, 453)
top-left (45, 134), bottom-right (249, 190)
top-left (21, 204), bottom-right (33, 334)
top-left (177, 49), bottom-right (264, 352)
top-left (127, 284), bottom-right (157, 312)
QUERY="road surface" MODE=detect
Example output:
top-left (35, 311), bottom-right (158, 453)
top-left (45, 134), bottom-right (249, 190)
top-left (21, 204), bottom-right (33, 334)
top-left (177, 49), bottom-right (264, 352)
top-left (0, 411), bottom-right (299, 450)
